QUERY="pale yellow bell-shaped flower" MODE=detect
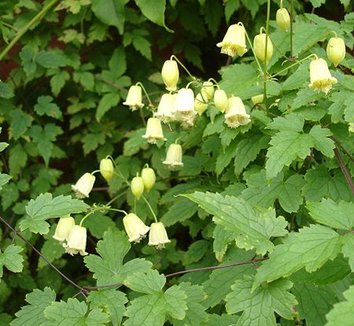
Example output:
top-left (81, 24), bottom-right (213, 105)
top-left (53, 216), bottom-right (75, 242)
top-left (224, 96), bottom-right (251, 128)
top-left (161, 59), bottom-right (179, 91)
top-left (63, 225), bottom-right (88, 256)
top-left (141, 166), bottom-right (156, 192)
top-left (131, 176), bottom-right (144, 200)
top-left (176, 88), bottom-right (195, 113)
top-left (254, 32), bottom-right (273, 63)
top-left (71, 172), bottom-right (96, 198)
top-left (142, 117), bottom-right (166, 144)
top-left (123, 85), bottom-right (144, 110)
top-left (194, 93), bottom-right (208, 115)
top-left (163, 143), bottom-right (183, 169)
top-left (123, 213), bottom-right (150, 243)
top-left (201, 81), bottom-right (215, 101)
top-left (276, 8), bottom-right (291, 31)
top-left (154, 93), bottom-right (176, 123)
top-left (251, 94), bottom-right (264, 105)
top-left (148, 222), bottom-right (171, 249)
top-left (216, 23), bottom-right (247, 58)
top-left (326, 37), bottom-right (346, 67)
top-left (99, 157), bottom-right (114, 183)
top-left (213, 89), bottom-right (229, 113)
top-left (308, 58), bottom-right (337, 94)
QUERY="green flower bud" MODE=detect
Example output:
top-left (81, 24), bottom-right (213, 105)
top-left (254, 32), bottom-right (273, 63)
top-left (326, 37), bottom-right (346, 67)
top-left (99, 158), bottom-right (114, 183)
top-left (131, 176), bottom-right (144, 199)
top-left (276, 8), bottom-right (291, 31)
top-left (141, 166), bottom-right (156, 192)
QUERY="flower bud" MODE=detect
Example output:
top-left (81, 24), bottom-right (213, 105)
top-left (63, 225), bottom-right (88, 256)
top-left (142, 117), bottom-right (166, 144)
top-left (161, 59), bottom-right (179, 91)
top-left (141, 166), bottom-right (156, 192)
top-left (213, 89), bottom-right (229, 113)
top-left (253, 32), bottom-right (273, 63)
top-left (201, 81), bottom-right (214, 101)
top-left (163, 143), bottom-right (183, 169)
top-left (276, 8), bottom-right (291, 31)
top-left (53, 216), bottom-right (75, 242)
top-left (308, 57), bottom-right (337, 94)
top-left (99, 157), bottom-right (114, 183)
top-left (251, 94), bottom-right (264, 105)
top-left (224, 96), bottom-right (251, 128)
top-left (154, 93), bottom-right (176, 123)
top-left (326, 37), bottom-right (346, 67)
top-left (71, 173), bottom-right (95, 198)
top-left (148, 222), bottom-right (171, 249)
top-left (123, 213), bottom-right (150, 243)
top-left (175, 88), bottom-right (195, 113)
top-left (194, 93), bottom-right (208, 115)
top-left (131, 176), bottom-right (144, 199)
top-left (123, 85), bottom-right (144, 110)
top-left (216, 23), bottom-right (247, 58)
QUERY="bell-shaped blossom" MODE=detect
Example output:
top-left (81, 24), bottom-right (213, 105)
top-left (123, 85), bottom-right (144, 110)
top-left (148, 222), bottom-right (171, 249)
top-left (251, 94), bottom-right (264, 105)
top-left (175, 88), bottom-right (194, 113)
top-left (142, 117), bottom-right (166, 144)
top-left (99, 157), bottom-right (114, 183)
top-left (131, 176), bottom-right (144, 200)
top-left (71, 172), bottom-right (95, 198)
top-left (308, 58), bottom-right (337, 94)
top-left (254, 32), bottom-right (273, 63)
top-left (201, 81), bottom-right (215, 101)
top-left (326, 37), bottom-right (346, 67)
top-left (194, 93), bottom-right (208, 115)
top-left (141, 166), bottom-right (156, 192)
top-left (161, 59), bottom-right (179, 91)
top-left (276, 8), bottom-right (291, 31)
top-left (53, 216), bottom-right (75, 242)
top-left (224, 96), bottom-right (251, 128)
top-left (216, 23), bottom-right (247, 58)
top-left (214, 89), bottom-right (229, 113)
top-left (154, 93), bottom-right (176, 123)
top-left (123, 213), bottom-right (150, 243)
top-left (63, 225), bottom-right (88, 256)
top-left (163, 143), bottom-right (183, 169)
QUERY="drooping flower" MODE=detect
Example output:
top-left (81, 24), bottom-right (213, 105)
top-left (53, 216), bottom-right (75, 242)
top-left (63, 225), bottom-right (88, 256)
top-left (216, 23), bottom-right (247, 58)
top-left (214, 89), bottom-right (229, 113)
top-left (71, 173), bottom-right (96, 198)
top-left (99, 157), bottom-right (114, 183)
top-left (154, 93), bottom-right (176, 123)
top-left (142, 117), bottom-right (166, 144)
top-left (200, 81), bottom-right (215, 101)
top-left (276, 8), bottom-right (291, 31)
top-left (175, 88), bottom-right (196, 126)
top-left (326, 37), bottom-right (346, 67)
top-left (123, 213), bottom-right (150, 243)
top-left (148, 222), bottom-right (171, 249)
top-left (141, 166), bottom-right (156, 192)
top-left (251, 94), bottom-right (264, 105)
top-left (161, 59), bottom-right (179, 91)
top-left (163, 143), bottom-right (183, 169)
top-left (253, 32), bottom-right (273, 63)
top-left (224, 96), bottom-right (251, 128)
top-left (123, 85), bottom-right (144, 110)
top-left (194, 93), bottom-right (208, 115)
top-left (308, 57), bottom-right (337, 94)
top-left (131, 175), bottom-right (144, 200)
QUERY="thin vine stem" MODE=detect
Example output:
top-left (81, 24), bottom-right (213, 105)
top-left (334, 147), bottom-right (354, 194)
top-left (290, 0), bottom-right (294, 57)
top-left (142, 195), bottom-right (158, 223)
top-left (263, 0), bottom-right (271, 103)
top-left (0, 0), bottom-right (60, 61)
top-left (170, 55), bottom-right (196, 80)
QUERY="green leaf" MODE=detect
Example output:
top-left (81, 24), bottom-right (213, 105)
top-left (267, 114), bottom-right (305, 132)
top-left (125, 270), bottom-right (166, 294)
top-left (215, 142), bottom-right (237, 175)
top-left (204, 0), bottom-right (222, 36)
top-left (84, 229), bottom-right (152, 285)
top-left (0, 173), bottom-right (12, 190)
top-left (183, 192), bottom-right (288, 255)
top-left (212, 225), bottom-right (234, 262)
top-left (226, 277), bottom-right (297, 325)
top-left (308, 125), bottom-right (335, 157)
top-left (307, 199), bottom-right (354, 230)
top-left (0, 80), bottom-right (14, 99)
top-left (35, 51), bottom-right (68, 68)
top-left (9, 109), bottom-right (33, 140)
top-left (132, 35), bottom-right (152, 60)
top-left (43, 298), bottom-right (109, 325)
top-left (161, 198), bottom-right (198, 227)
top-left (91, 0), bottom-right (128, 34)
top-left (309, 0), bottom-right (326, 7)
top-left (9, 144), bottom-right (28, 176)
top-left (20, 193), bottom-right (89, 234)
top-left (87, 289), bottom-right (127, 326)
top-left (254, 224), bottom-right (342, 288)
top-left (82, 132), bottom-right (106, 155)
top-left (134, 0), bottom-right (172, 32)
top-left (326, 285), bottom-right (354, 326)
top-left (12, 287), bottom-right (56, 326)
top-left (34, 96), bottom-right (62, 120)
top-left (38, 237), bottom-right (65, 269)
top-left (0, 245), bottom-right (24, 278)
top-left (341, 233), bottom-right (354, 271)
top-left (96, 93), bottom-right (120, 121)
top-left (50, 70), bottom-right (70, 97)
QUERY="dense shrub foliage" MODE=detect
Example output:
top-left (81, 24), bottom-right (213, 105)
top-left (0, 0), bottom-right (353, 325)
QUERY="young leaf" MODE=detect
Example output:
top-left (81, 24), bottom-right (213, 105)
top-left (254, 224), bottom-right (342, 288)
top-left (326, 285), bottom-right (354, 326)
top-left (96, 93), bottom-right (120, 121)
top-left (0, 245), bottom-right (24, 278)
top-left (308, 125), bottom-right (335, 158)
top-left (34, 96), bottom-right (62, 120)
top-left (125, 270), bottom-right (166, 294)
top-left (84, 229), bottom-right (152, 285)
top-left (20, 193), bottom-right (89, 234)
top-left (161, 198), bottom-right (198, 227)
top-left (12, 287), bottom-right (56, 326)
top-left (0, 173), bottom-right (12, 190)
